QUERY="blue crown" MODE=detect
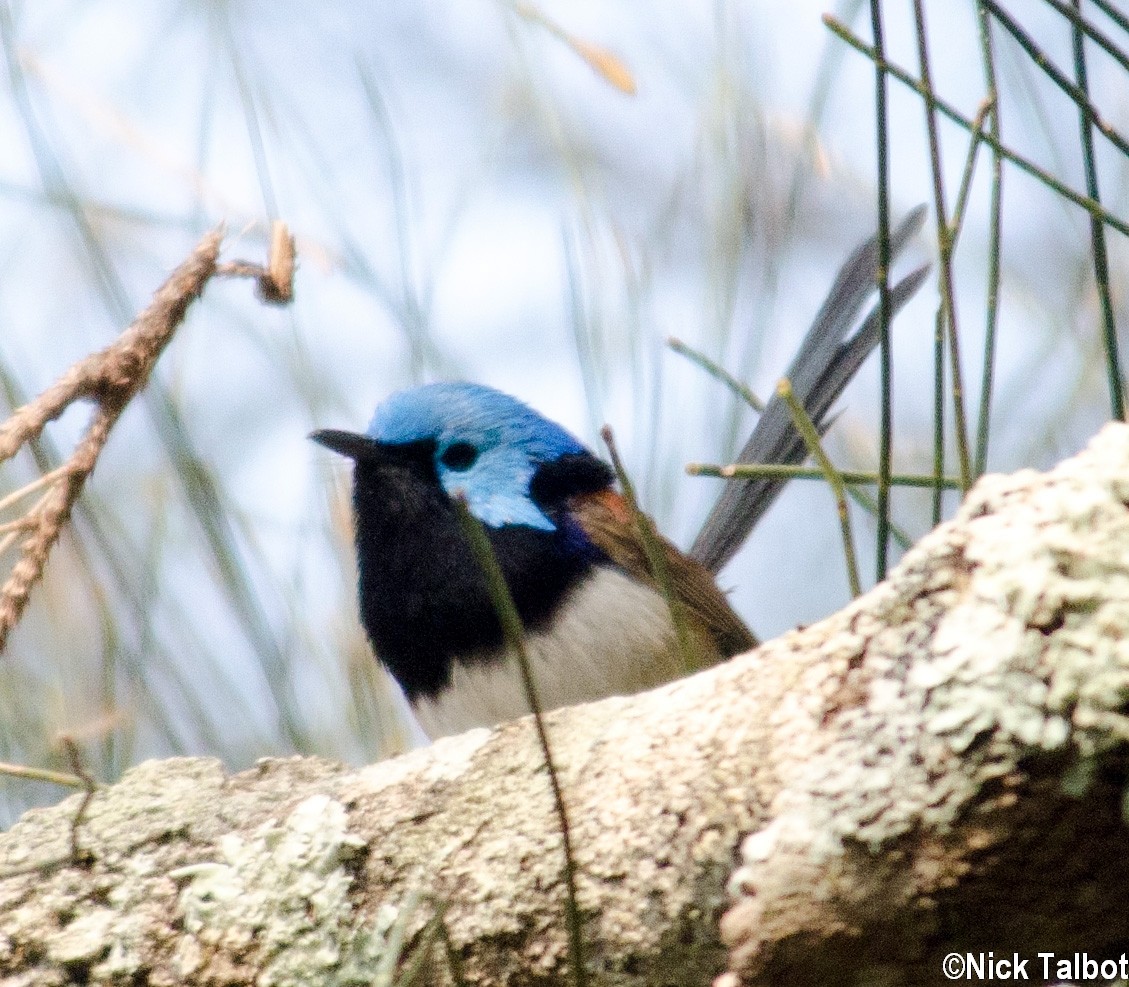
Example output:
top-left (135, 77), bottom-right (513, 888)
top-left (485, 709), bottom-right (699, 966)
top-left (370, 382), bottom-right (589, 529)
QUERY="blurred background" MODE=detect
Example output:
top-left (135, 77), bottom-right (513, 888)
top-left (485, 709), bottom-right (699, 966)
top-left (1, 0), bottom-right (1127, 825)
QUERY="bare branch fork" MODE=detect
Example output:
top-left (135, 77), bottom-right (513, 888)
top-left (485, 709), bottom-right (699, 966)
top-left (0, 221), bottom-right (296, 654)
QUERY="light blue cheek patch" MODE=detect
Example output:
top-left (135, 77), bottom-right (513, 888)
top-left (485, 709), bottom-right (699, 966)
top-left (447, 482), bottom-right (556, 530)
top-left (439, 448), bottom-right (556, 531)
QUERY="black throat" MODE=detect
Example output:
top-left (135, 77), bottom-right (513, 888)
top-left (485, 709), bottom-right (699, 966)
top-left (350, 444), bottom-right (613, 701)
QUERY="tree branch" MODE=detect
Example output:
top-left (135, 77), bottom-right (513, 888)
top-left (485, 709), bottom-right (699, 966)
top-left (4, 423), bottom-right (1129, 986)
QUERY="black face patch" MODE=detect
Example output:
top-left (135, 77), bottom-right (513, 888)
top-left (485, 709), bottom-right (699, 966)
top-left (439, 441), bottom-right (478, 472)
top-left (528, 452), bottom-right (614, 508)
top-left (349, 453), bottom-right (605, 701)
top-left (367, 438), bottom-right (438, 475)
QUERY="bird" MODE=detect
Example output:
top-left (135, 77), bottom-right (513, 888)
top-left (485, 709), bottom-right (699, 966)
top-left (312, 207), bottom-right (929, 739)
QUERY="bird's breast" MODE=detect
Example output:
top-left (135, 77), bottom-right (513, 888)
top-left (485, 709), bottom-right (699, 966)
top-left (411, 564), bottom-right (719, 738)
top-left (350, 458), bottom-right (601, 702)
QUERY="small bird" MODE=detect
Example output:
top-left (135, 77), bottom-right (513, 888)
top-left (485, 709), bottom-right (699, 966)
top-left (313, 208), bottom-right (928, 739)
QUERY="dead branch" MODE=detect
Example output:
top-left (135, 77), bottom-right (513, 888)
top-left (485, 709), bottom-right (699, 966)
top-left (0, 224), bottom-right (296, 654)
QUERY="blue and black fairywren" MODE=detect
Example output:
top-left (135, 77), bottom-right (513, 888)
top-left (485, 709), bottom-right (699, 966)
top-left (312, 208), bottom-right (928, 739)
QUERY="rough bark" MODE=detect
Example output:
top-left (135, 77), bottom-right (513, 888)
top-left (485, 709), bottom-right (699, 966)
top-left (4, 424), bottom-right (1129, 987)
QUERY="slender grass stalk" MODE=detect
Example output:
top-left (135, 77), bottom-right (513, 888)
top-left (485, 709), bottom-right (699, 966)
top-left (685, 463), bottom-right (935, 551)
top-left (950, 100), bottom-right (994, 241)
top-left (932, 307), bottom-right (946, 524)
top-left (985, 0), bottom-right (1125, 420)
top-left (777, 379), bottom-right (861, 598)
top-left (840, 485), bottom-right (915, 551)
top-left (914, 0), bottom-right (973, 492)
top-left (358, 64), bottom-right (430, 382)
top-left (436, 921), bottom-right (468, 987)
top-left (936, 96), bottom-right (994, 517)
top-left (373, 889), bottom-right (422, 987)
top-left (975, 2), bottom-right (1005, 477)
top-left (1042, 0), bottom-right (1129, 72)
top-left (601, 426), bottom-right (700, 676)
top-left (686, 462), bottom-right (963, 490)
top-left (667, 337), bottom-right (765, 412)
top-left (0, 6), bottom-right (311, 755)
top-left (869, 0), bottom-right (894, 581)
top-left (984, 1), bottom-right (1129, 163)
top-left (563, 226), bottom-right (606, 442)
top-left (823, 15), bottom-right (1129, 237)
top-left (785, 0), bottom-right (868, 221)
top-left (219, 11), bottom-right (280, 222)
top-left (0, 761), bottom-right (87, 788)
top-left (450, 499), bottom-right (587, 987)
top-left (1069, 0), bottom-right (1125, 420)
top-left (1089, 0), bottom-right (1129, 32)
top-left (671, 332), bottom-right (919, 559)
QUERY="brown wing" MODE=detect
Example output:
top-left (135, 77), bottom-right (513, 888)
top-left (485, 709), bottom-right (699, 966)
top-left (572, 490), bottom-right (758, 659)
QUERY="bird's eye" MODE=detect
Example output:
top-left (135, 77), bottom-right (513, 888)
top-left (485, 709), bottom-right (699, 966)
top-left (440, 441), bottom-right (478, 472)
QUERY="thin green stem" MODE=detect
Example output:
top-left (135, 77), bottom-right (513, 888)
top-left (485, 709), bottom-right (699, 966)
top-left (358, 64), bottom-right (430, 382)
top-left (1089, 0), bottom-right (1129, 32)
top-left (451, 500), bottom-right (587, 987)
top-left (914, 0), bottom-right (973, 492)
top-left (436, 920), bottom-right (469, 987)
top-left (667, 337), bottom-right (765, 412)
top-left (941, 96), bottom-right (992, 509)
top-left (778, 379), bottom-right (861, 598)
top-left (843, 484), bottom-right (915, 551)
top-left (932, 306), bottom-right (946, 525)
top-left (823, 15), bottom-right (1129, 237)
top-left (1069, 0), bottom-right (1125, 419)
top-left (984, 0), bottom-right (1129, 165)
top-left (601, 426), bottom-right (700, 676)
top-left (375, 889), bottom-right (421, 985)
top-left (950, 100), bottom-right (994, 253)
top-left (975, 2), bottom-right (1004, 477)
top-left (0, 761), bottom-right (88, 788)
top-left (1041, 0), bottom-right (1129, 73)
top-left (687, 462), bottom-right (963, 490)
top-left (395, 900), bottom-right (449, 987)
top-left (869, 0), bottom-right (893, 581)
top-left (686, 464), bottom-right (922, 548)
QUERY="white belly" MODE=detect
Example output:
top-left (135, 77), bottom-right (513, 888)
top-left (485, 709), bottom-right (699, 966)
top-left (411, 566), bottom-right (716, 739)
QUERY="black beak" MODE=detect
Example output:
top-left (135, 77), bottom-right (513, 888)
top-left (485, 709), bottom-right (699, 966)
top-left (309, 428), bottom-right (383, 461)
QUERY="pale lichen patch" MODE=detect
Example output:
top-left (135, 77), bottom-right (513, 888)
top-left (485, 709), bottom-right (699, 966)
top-left (725, 424), bottom-right (1129, 978)
top-left (170, 793), bottom-right (406, 987)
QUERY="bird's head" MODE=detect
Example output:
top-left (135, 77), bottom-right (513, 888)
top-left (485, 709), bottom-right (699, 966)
top-left (311, 382), bottom-right (611, 530)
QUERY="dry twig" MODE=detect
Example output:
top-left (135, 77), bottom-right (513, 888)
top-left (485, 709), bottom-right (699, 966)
top-left (0, 223), bottom-right (296, 653)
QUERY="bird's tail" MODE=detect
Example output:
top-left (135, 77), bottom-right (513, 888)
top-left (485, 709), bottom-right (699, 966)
top-left (689, 206), bottom-right (931, 574)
